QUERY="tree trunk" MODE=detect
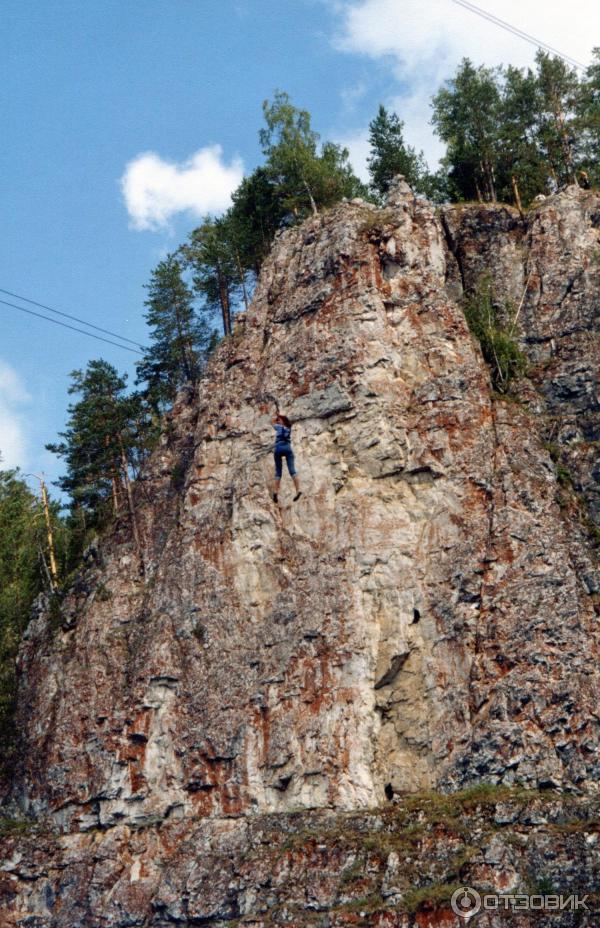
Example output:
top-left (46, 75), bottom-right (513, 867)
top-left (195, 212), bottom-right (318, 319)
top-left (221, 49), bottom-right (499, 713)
top-left (511, 175), bottom-right (524, 218)
top-left (105, 434), bottom-right (121, 515)
top-left (216, 259), bottom-right (232, 336)
top-left (235, 250), bottom-right (249, 312)
top-left (300, 174), bottom-right (318, 216)
top-left (553, 100), bottom-right (576, 185)
top-left (40, 479), bottom-right (58, 590)
top-left (119, 441), bottom-right (143, 572)
top-left (173, 298), bottom-right (194, 383)
top-left (489, 164), bottom-right (497, 202)
top-left (481, 159), bottom-right (496, 202)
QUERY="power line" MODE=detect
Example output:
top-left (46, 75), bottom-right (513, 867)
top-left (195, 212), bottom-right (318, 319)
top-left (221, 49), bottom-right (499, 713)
top-left (0, 287), bottom-right (146, 350)
top-left (0, 298), bottom-right (144, 355)
top-left (451, 0), bottom-right (588, 71)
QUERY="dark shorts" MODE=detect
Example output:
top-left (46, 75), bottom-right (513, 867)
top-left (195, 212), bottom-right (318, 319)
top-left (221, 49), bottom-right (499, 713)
top-left (274, 445), bottom-right (296, 478)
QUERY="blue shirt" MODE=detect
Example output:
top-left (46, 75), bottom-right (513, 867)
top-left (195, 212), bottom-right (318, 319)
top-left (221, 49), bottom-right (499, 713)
top-left (274, 423), bottom-right (292, 449)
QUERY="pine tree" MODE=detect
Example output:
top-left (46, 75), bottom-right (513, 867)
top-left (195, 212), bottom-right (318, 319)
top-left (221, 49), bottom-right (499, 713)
top-left (136, 255), bottom-right (211, 411)
top-left (47, 361), bottom-right (147, 541)
top-left (367, 104), bottom-right (428, 199)
top-left (500, 65), bottom-right (550, 206)
top-left (229, 167), bottom-right (287, 274)
top-left (432, 59), bottom-right (503, 202)
top-left (182, 216), bottom-right (242, 337)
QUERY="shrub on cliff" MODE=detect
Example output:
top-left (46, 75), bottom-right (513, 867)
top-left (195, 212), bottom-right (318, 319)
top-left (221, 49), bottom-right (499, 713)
top-left (463, 275), bottom-right (527, 392)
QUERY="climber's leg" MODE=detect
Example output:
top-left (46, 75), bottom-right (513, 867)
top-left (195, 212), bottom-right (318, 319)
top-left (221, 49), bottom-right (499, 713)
top-left (286, 449), bottom-right (302, 501)
top-left (273, 451), bottom-right (283, 502)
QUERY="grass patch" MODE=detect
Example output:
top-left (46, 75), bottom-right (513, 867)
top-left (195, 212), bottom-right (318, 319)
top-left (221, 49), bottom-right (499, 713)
top-left (0, 817), bottom-right (36, 838)
top-left (543, 441), bottom-right (573, 486)
top-left (359, 208), bottom-right (395, 235)
top-left (340, 856), bottom-right (365, 886)
top-left (403, 881), bottom-right (463, 913)
top-left (342, 893), bottom-right (386, 915)
top-left (95, 582), bottom-right (112, 602)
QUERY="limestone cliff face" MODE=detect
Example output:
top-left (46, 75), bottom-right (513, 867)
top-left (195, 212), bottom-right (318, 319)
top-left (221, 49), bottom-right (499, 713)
top-left (1, 183), bottom-right (599, 926)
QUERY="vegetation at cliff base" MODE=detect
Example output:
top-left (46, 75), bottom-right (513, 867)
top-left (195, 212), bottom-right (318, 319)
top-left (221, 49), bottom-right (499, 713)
top-left (0, 467), bottom-right (67, 776)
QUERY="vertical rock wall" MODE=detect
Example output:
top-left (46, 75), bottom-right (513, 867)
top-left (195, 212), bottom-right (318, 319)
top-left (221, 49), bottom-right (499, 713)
top-left (6, 186), bottom-right (599, 838)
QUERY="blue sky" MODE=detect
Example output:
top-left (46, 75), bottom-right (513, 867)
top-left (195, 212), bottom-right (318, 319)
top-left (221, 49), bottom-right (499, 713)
top-left (1, 0), bottom-right (597, 497)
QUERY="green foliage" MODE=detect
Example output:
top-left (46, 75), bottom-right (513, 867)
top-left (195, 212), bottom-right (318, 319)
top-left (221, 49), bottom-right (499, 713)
top-left (403, 882), bottom-right (464, 914)
top-left (534, 51), bottom-right (581, 187)
top-left (499, 64), bottom-right (551, 204)
top-left (259, 90), bottom-right (366, 220)
top-left (95, 582), bottom-right (112, 602)
top-left (367, 104), bottom-right (433, 201)
top-left (431, 51), bottom-right (596, 206)
top-left (180, 214), bottom-right (247, 338)
top-left (0, 816), bottom-right (36, 838)
top-left (170, 460), bottom-right (187, 491)
top-left (578, 48), bottom-right (600, 186)
top-left (0, 469), bottom-right (65, 776)
top-left (136, 255), bottom-right (212, 410)
top-left (359, 207), bottom-right (396, 235)
top-left (47, 592), bottom-right (64, 631)
top-left (192, 622), bottom-right (206, 645)
top-left (432, 59), bottom-right (504, 202)
top-left (533, 874), bottom-right (558, 894)
top-left (463, 275), bottom-right (527, 392)
top-left (229, 166), bottom-right (287, 274)
top-left (47, 360), bottom-right (154, 540)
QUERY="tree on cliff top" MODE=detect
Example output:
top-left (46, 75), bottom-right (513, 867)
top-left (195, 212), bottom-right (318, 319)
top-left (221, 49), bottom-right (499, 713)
top-left (259, 90), bottom-right (366, 220)
top-left (137, 255), bottom-right (212, 410)
top-left (498, 64), bottom-right (549, 206)
top-left (578, 48), bottom-right (600, 186)
top-left (367, 104), bottom-right (429, 200)
top-left (182, 214), bottom-right (250, 338)
top-left (228, 166), bottom-right (287, 274)
top-left (431, 52), bottom-right (596, 206)
top-left (432, 58), bottom-right (503, 202)
top-left (534, 51), bottom-right (581, 188)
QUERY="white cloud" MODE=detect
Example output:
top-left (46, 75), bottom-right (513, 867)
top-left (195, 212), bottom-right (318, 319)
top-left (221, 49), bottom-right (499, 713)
top-left (0, 361), bottom-right (31, 470)
top-left (340, 80), bottom-right (368, 113)
top-left (121, 145), bottom-right (244, 231)
top-left (332, 0), bottom-right (599, 167)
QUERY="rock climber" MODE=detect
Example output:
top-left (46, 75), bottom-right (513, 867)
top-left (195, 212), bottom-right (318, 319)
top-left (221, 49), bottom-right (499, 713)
top-left (272, 413), bottom-right (301, 503)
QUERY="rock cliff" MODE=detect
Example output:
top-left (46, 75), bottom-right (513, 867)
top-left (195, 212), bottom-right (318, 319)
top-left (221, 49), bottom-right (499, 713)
top-left (1, 182), bottom-right (599, 926)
